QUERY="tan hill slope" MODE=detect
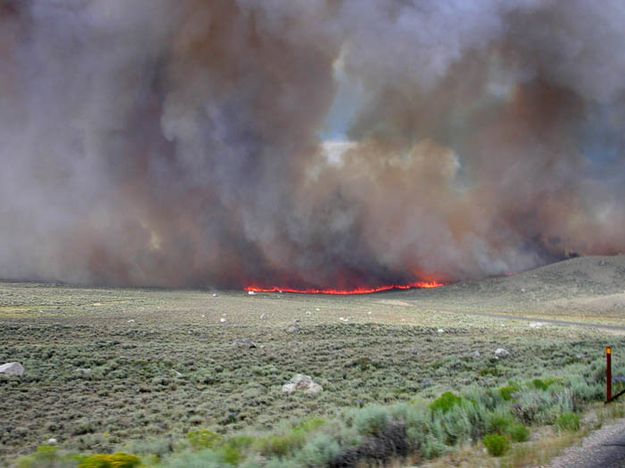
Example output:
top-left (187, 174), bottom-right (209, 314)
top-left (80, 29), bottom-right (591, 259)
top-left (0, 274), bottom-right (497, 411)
top-left (395, 255), bottom-right (625, 319)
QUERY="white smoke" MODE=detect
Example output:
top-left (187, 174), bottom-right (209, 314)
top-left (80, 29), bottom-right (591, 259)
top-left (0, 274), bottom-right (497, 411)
top-left (0, 0), bottom-right (624, 289)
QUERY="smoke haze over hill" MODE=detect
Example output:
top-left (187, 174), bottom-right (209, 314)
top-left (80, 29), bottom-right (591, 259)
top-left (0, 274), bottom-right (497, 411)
top-left (1, 0), bottom-right (624, 289)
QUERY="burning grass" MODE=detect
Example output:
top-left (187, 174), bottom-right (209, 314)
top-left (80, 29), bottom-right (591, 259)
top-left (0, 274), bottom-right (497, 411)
top-left (244, 281), bottom-right (445, 295)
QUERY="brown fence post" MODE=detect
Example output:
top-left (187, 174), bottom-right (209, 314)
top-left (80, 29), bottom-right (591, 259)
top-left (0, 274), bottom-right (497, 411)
top-left (607, 346), bottom-right (613, 402)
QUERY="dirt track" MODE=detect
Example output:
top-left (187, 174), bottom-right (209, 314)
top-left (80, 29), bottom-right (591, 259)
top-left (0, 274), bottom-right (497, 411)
top-left (551, 417), bottom-right (625, 468)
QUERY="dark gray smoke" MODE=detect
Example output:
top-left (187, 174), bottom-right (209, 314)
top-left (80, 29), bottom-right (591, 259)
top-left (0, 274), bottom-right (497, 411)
top-left (1, 0), bottom-right (624, 290)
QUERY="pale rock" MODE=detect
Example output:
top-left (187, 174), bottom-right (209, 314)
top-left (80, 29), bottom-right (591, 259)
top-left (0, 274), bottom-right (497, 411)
top-left (282, 374), bottom-right (323, 395)
top-left (233, 338), bottom-right (257, 349)
top-left (0, 362), bottom-right (24, 376)
top-left (495, 348), bottom-right (510, 359)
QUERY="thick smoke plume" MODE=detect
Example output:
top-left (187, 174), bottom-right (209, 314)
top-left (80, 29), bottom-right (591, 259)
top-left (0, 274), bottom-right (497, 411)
top-left (1, 0), bottom-right (624, 290)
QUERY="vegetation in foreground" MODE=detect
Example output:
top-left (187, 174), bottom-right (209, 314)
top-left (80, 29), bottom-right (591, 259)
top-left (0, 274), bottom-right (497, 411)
top-left (1, 280), bottom-right (623, 466)
top-left (15, 357), bottom-right (617, 467)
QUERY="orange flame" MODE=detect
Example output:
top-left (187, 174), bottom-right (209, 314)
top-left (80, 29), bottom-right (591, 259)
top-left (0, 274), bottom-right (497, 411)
top-left (244, 281), bottom-right (444, 295)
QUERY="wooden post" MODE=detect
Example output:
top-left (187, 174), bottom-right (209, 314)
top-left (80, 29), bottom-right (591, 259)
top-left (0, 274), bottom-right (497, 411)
top-left (607, 346), bottom-right (613, 402)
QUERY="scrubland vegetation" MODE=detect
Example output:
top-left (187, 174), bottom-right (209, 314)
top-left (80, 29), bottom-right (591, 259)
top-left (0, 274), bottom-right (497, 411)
top-left (12, 361), bottom-right (622, 467)
top-left (1, 268), bottom-right (624, 466)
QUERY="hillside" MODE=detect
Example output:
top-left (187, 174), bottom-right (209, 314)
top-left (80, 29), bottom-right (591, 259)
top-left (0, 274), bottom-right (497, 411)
top-left (395, 255), bottom-right (625, 319)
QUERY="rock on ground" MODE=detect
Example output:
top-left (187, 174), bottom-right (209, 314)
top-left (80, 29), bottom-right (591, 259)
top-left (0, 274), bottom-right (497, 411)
top-left (282, 374), bottom-right (323, 395)
top-left (495, 348), bottom-right (510, 359)
top-left (0, 362), bottom-right (24, 376)
top-left (232, 338), bottom-right (257, 349)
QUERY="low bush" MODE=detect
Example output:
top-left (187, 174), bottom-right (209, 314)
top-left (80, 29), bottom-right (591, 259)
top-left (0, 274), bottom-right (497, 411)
top-left (296, 433), bottom-right (341, 466)
top-left (512, 390), bottom-right (556, 425)
top-left (486, 410), bottom-right (515, 435)
top-left (437, 402), bottom-right (475, 445)
top-left (187, 430), bottom-right (223, 451)
top-left (482, 434), bottom-right (510, 457)
top-left (77, 452), bottom-right (141, 468)
top-left (556, 412), bottom-right (580, 432)
top-left (429, 392), bottom-right (462, 413)
top-left (508, 423), bottom-right (530, 442)
top-left (14, 370), bottom-right (606, 468)
top-left (532, 378), bottom-right (558, 391)
top-left (499, 384), bottom-right (519, 401)
top-left (120, 437), bottom-right (174, 462)
top-left (162, 449), bottom-right (225, 468)
top-left (353, 406), bottom-right (390, 436)
top-left (256, 432), bottom-right (307, 458)
top-left (17, 445), bottom-right (72, 468)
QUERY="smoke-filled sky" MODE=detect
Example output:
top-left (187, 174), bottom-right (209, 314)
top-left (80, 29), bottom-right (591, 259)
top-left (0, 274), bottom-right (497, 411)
top-left (1, 0), bottom-right (624, 290)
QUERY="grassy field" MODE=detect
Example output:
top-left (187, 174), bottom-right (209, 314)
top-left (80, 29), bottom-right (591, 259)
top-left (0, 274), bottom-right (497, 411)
top-left (1, 256), bottom-right (624, 466)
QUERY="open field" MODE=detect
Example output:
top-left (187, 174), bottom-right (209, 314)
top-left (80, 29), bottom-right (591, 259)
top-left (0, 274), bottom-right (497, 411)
top-left (1, 256), bottom-right (625, 466)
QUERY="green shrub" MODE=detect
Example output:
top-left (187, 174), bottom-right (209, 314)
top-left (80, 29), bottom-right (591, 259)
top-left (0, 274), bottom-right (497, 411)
top-left (187, 430), bottom-right (223, 451)
top-left (570, 378), bottom-right (604, 403)
top-left (353, 406), bottom-right (390, 435)
top-left (219, 436), bottom-right (254, 465)
top-left (120, 437), bottom-right (174, 461)
top-left (482, 434), bottom-right (510, 457)
top-left (421, 433), bottom-right (447, 459)
top-left (400, 404), bottom-right (430, 449)
top-left (437, 403), bottom-right (474, 445)
top-left (296, 433), bottom-right (341, 466)
top-left (464, 386), bottom-right (500, 411)
top-left (295, 417), bottom-right (327, 433)
top-left (458, 399), bottom-right (489, 440)
top-left (163, 449), bottom-right (225, 468)
top-left (220, 445), bottom-right (243, 466)
top-left (77, 452), bottom-right (141, 468)
top-left (499, 385), bottom-right (519, 401)
top-left (513, 390), bottom-right (556, 425)
top-left (532, 378), bottom-right (557, 391)
top-left (17, 445), bottom-right (70, 468)
top-left (508, 423), bottom-right (530, 442)
top-left (390, 402), bottom-right (428, 427)
top-left (556, 412), bottom-right (580, 432)
top-left (256, 433), bottom-right (305, 458)
top-left (479, 367), bottom-right (502, 377)
top-left (430, 392), bottom-right (462, 414)
top-left (486, 410), bottom-right (515, 435)
top-left (256, 417), bottom-right (328, 458)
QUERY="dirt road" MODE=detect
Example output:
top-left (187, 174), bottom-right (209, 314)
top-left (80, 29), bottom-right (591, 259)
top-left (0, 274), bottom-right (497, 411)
top-left (551, 418), bottom-right (625, 468)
